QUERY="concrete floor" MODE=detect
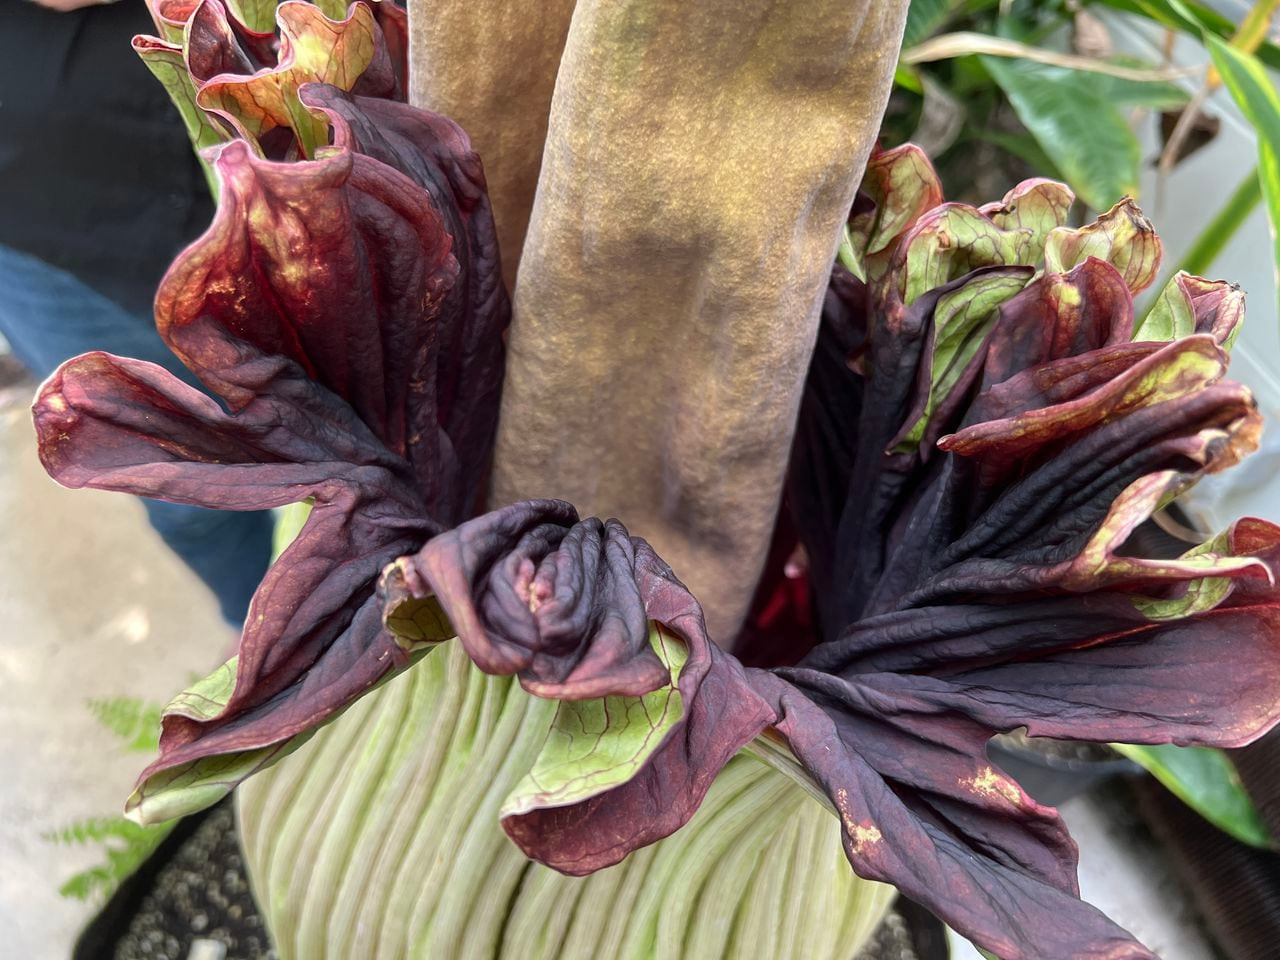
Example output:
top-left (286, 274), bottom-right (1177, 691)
top-left (0, 369), bottom-right (1220, 960)
top-left (0, 374), bottom-right (234, 959)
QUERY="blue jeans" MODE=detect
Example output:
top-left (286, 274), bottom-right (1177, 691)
top-left (0, 244), bottom-right (272, 625)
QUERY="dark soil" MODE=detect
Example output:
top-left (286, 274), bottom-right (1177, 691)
top-left (107, 803), bottom-right (272, 960)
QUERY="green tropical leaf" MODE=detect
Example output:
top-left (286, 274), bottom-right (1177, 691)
top-left (1205, 36), bottom-right (1280, 317)
top-left (965, 128), bottom-right (1065, 182)
top-left (1111, 743), bottom-right (1273, 848)
top-left (1087, 67), bottom-right (1192, 110)
top-left (903, 0), bottom-right (962, 49)
top-left (1226, 0), bottom-right (1280, 60)
top-left (1100, 0), bottom-right (1280, 69)
top-left (981, 56), bottom-right (1143, 211)
top-left (1101, 0), bottom-right (1218, 37)
top-left (894, 63), bottom-right (926, 94)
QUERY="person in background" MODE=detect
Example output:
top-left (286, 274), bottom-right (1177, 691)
top-left (0, 0), bottom-right (273, 624)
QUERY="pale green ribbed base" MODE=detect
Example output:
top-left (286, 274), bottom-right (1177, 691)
top-left (237, 644), bottom-right (894, 959)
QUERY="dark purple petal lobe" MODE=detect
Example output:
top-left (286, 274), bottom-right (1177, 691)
top-left (937, 603), bottom-right (1280, 748)
top-left (35, 12), bottom-right (509, 824)
top-left (32, 344), bottom-right (434, 783)
top-left (977, 258), bottom-right (1134, 392)
top-left (34, 350), bottom-right (414, 510)
top-left (500, 538), bottom-right (778, 875)
top-left (383, 500), bottom-right (669, 699)
top-left (783, 667), bottom-right (1079, 894)
top-left (154, 139), bottom-right (485, 521)
top-left (754, 674), bottom-right (1156, 960)
top-left (300, 84), bottom-right (508, 502)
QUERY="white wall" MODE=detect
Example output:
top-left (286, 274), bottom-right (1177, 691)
top-left (1108, 9), bottom-right (1280, 527)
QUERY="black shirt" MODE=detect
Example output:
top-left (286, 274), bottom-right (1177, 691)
top-left (0, 1), bottom-right (214, 315)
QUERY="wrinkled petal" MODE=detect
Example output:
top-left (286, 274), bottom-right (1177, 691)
top-left (382, 500), bottom-right (669, 699)
top-left (155, 137), bottom-right (494, 522)
top-left (931, 601), bottom-right (1280, 747)
top-left (500, 536), bottom-right (777, 875)
top-left (380, 500), bottom-right (776, 874)
top-left (185, 0), bottom-right (256, 82)
top-left (1134, 271), bottom-right (1245, 347)
top-left (146, 593), bottom-right (409, 775)
top-left (977, 178), bottom-right (1075, 255)
top-left (772, 173), bottom-right (1280, 960)
top-left (891, 265), bottom-right (1034, 452)
top-left (784, 668), bottom-right (1079, 893)
top-left (147, 0), bottom-right (209, 44)
top-left (976, 258), bottom-right (1135, 391)
top-left (803, 591), bottom-right (1280, 747)
top-left (141, 0), bottom-right (407, 165)
top-left (907, 392), bottom-right (1259, 606)
top-left (807, 513), bottom-right (1280, 677)
top-left (32, 343), bottom-right (435, 797)
top-left (145, 0), bottom-right (284, 71)
top-left (365, 0), bottom-right (409, 92)
top-left (844, 143), bottom-right (944, 282)
top-left (300, 83), bottom-right (508, 498)
top-left (786, 267), bottom-right (868, 617)
top-left (755, 674), bottom-right (1156, 960)
top-left (1043, 198), bottom-right (1162, 294)
top-left (35, 34), bottom-right (506, 822)
top-left (128, 592), bottom-right (419, 823)
top-left (894, 203), bottom-right (1040, 306)
top-left (34, 350), bottom-right (415, 510)
top-left (133, 35), bottom-right (233, 166)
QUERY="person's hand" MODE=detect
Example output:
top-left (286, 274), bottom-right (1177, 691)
top-left (30, 0), bottom-right (116, 10)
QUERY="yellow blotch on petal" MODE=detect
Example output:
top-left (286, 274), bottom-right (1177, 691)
top-left (833, 787), bottom-right (883, 853)
top-left (963, 766), bottom-right (1023, 805)
top-left (848, 823), bottom-right (883, 854)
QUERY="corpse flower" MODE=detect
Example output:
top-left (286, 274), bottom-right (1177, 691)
top-left (29, 11), bottom-right (1280, 957)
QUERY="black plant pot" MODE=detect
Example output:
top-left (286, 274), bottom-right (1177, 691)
top-left (72, 800), bottom-right (270, 960)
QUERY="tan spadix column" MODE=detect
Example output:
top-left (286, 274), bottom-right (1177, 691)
top-left (407, 0), bottom-right (577, 290)
top-left (489, 0), bottom-right (909, 642)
